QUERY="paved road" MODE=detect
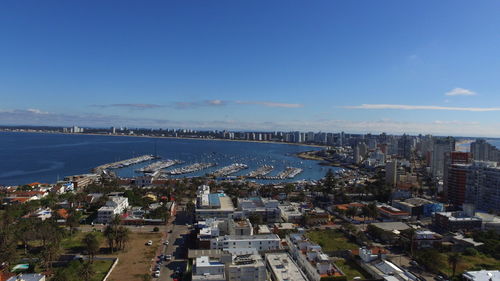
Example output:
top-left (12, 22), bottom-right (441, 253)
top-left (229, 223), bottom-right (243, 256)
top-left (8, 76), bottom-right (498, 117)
top-left (78, 224), bottom-right (167, 233)
top-left (153, 203), bottom-right (192, 280)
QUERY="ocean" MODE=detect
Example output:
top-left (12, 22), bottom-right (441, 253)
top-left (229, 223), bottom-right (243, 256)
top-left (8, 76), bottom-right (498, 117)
top-left (0, 132), bottom-right (331, 186)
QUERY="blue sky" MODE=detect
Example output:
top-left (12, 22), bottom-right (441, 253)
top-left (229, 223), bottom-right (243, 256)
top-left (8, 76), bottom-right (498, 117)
top-left (1, 0), bottom-right (500, 136)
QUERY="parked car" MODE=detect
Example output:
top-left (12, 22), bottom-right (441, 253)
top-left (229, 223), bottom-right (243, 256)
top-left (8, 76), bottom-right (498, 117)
top-left (146, 240), bottom-right (153, 246)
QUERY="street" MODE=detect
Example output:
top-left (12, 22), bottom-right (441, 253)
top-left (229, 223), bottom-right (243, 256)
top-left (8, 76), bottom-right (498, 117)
top-left (154, 203), bottom-right (192, 280)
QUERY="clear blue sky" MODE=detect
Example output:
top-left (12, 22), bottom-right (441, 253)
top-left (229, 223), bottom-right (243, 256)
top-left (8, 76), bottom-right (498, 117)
top-left (1, 0), bottom-right (500, 136)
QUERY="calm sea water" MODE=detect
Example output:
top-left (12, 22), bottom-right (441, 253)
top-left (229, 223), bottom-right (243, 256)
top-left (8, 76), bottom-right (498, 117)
top-left (0, 132), bottom-right (331, 186)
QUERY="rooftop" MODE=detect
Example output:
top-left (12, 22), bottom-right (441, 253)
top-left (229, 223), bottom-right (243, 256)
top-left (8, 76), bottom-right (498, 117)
top-left (463, 270), bottom-right (500, 281)
top-left (266, 253), bottom-right (308, 281)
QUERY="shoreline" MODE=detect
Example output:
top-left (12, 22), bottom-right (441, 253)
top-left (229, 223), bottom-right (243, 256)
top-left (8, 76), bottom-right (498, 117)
top-left (0, 130), bottom-right (325, 149)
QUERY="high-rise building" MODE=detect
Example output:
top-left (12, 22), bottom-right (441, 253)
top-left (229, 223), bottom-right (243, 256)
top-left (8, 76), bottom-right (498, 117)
top-left (431, 137), bottom-right (455, 178)
top-left (398, 134), bottom-right (412, 160)
top-left (353, 145), bottom-right (361, 164)
top-left (464, 161), bottom-right (500, 213)
top-left (444, 152), bottom-right (472, 205)
top-left (470, 139), bottom-right (500, 162)
top-left (385, 160), bottom-right (398, 187)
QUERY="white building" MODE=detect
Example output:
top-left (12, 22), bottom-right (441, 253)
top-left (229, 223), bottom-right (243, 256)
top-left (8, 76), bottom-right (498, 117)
top-left (192, 256), bottom-right (226, 281)
top-left (195, 186), bottom-right (235, 220)
top-left (463, 270), bottom-right (500, 281)
top-left (237, 197), bottom-right (281, 223)
top-left (210, 234), bottom-right (280, 252)
top-left (266, 253), bottom-right (308, 281)
top-left (226, 249), bottom-right (267, 281)
top-left (192, 249), bottom-right (267, 281)
top-left (279, 203), bottom-right (303, 223)
top-left (7, 274), bottom-right (46, 281)
top-left (97, 196), bottom-right (129, 223)
top-left (287, 233), bottom-right (344, 281)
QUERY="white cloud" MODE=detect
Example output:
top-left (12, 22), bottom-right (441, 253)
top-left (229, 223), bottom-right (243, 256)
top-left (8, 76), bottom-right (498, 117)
top-left (343, 104), bottom-right (500, 112)
top-left (445, 87), bottom-right (477, 96)
top-left (26, 108), bottom-right (49, 114)
top-left (235, 101), bottom-right (303, 108)
top-left (208, 99), bottom-right (223, 105)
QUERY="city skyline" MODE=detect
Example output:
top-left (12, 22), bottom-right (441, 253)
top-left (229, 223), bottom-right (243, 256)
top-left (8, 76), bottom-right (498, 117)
top-left (2, 1), bottom-right (500, 136)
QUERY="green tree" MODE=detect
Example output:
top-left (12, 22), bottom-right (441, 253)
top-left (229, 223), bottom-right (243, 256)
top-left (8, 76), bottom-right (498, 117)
top-left (52, 268), bottom-right (73, 281)
top-left (115, 226), bottom-right (130, 251)
top-left (448, 253), bottom-right (462, 278)
top-left (0, 227), bottom-right (18, 268)
top-left (346, 206), bottom-right (358, 219)
top-left (15, 218), bottom-right (37, 254)
top-left (66, 212), bottom-right (81, 236)
top-left (80, 261), bottom-right (95, 281)
top-left (323, 169), bottom-right (337, 193)
top-left (103, 225), bottom-right (116, 253)
top-left (83, 233), bottom-right (100, 263)
top-left (40, 241), bottom-right (62, 271)
top-left (186, 201), bottom-right (195, 214)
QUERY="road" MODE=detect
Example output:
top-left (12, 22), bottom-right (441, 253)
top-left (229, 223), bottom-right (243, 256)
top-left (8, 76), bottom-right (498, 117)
top-left (154, 203), bottom-right (192, 280)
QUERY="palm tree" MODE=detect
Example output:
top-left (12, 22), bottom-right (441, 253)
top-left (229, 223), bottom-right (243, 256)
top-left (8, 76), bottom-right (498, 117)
top-left (448, 253), bottom-right (462, 278)
top-left (346, 206), bottom-right (358, 220)
top-left (40, 242), bottom-right (61, 271)
top-left (103, 225), bottom-right (116, 253)
top-left (367, 202), bottom-right (379, 220)
top-left (115, 226), bottom-right (130, 251)
top-left (83, 233), bottom-right (100, 263)
top-left (80, 261), bottom-right (95, 281)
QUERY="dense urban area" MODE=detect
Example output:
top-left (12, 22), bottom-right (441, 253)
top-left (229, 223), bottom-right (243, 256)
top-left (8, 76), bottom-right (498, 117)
top-left (1, 127), bottom-right (500, 281)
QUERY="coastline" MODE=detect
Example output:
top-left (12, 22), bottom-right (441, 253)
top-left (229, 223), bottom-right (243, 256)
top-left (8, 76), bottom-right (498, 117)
top-left (0, 130), bottom-right (326, 149)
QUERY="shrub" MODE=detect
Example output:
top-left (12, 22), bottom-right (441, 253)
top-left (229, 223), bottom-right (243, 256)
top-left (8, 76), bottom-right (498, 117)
top-left (464, 247), bottom-right (478, 256)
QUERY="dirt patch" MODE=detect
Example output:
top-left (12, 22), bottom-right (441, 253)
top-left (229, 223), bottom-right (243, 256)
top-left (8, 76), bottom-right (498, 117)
top-left (104, 232), bottom-right (163, 281)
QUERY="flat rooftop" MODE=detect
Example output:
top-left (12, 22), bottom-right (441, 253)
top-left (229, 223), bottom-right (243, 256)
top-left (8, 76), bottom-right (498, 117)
top-left (371, 222), bottom-right (410, 231)
top-left (266, 253), bottom-right (308, 281)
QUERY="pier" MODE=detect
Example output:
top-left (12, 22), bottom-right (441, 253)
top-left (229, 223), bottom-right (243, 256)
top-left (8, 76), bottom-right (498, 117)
top-left (211, 163), bottom-right (248, 177)
top-left (246, 165), bottom-right (274, 178)
top-left (136, 160), bottom-right (181, 173)
top-left (93, 155), bottom-right (156, 173)
top-left (261, 167), bottom-right (303, 180)
top-left (164, 162), bottom-right (216, 175)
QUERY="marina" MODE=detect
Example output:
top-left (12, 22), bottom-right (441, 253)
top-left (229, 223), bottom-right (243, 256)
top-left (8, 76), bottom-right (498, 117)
top-left (262, 167), bottom-right (304, 180)
top-left (246, 165), bottom-right (274, 178)
top-left (211, 163), bottom-right (248, 177)
top-left (164, 162), bottom-right (216, 175)
top-left (136, 160), bottom-right (181, 174)
top-left (93, 155), bottom-right (156, 173)
top-left (0, 132), bottom-right (328, 185)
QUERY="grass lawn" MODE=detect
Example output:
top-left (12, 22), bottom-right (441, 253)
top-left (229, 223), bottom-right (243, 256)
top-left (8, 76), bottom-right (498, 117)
top-left (334, 258), bottom-right (371, 280)
top-left (306, 229), bottom-right (359, 252)
top-left (440, 253), bottom-right (500, 276)
top-left (60, 231), bottom-right (104, 253)
top-left (91, 260), bottom-right (114, 281)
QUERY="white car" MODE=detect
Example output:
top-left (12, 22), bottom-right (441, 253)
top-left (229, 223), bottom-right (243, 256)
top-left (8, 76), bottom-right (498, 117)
top-left (153, 271), bottom-right (160, 278)
top-left (165, 255), bottom-right (172, 261)
top-left (146, 240), bottom-right (153, 246)
top-left (163, 240), bottom-right (169, 245)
